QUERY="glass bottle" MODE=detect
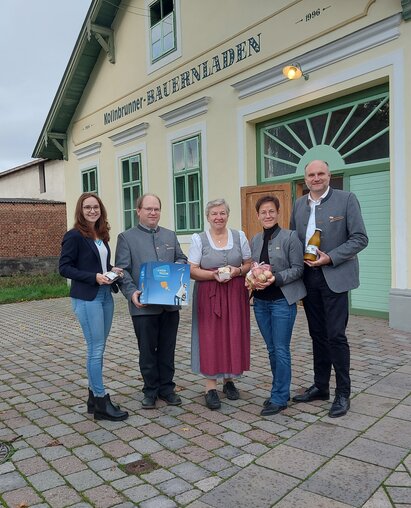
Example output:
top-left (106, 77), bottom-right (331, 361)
top-left (304, 228), bottom-right (321, 261)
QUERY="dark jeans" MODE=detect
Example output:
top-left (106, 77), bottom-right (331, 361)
top-left (132, 311), bottom-right (179, 398)
top-left (303, 268), bottom-right (350, 397)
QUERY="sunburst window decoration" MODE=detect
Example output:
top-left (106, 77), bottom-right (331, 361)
top-left (260, 91), bottom-right (389, 181)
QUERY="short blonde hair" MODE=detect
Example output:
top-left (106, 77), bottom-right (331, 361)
top-left (205, 198), bottom-right (230, 217)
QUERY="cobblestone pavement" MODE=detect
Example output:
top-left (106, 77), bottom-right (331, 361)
top-left (1, 295), bottom-right (410, 508)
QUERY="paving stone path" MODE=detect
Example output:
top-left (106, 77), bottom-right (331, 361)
top-left (0, 296), bottom-right (410, 507)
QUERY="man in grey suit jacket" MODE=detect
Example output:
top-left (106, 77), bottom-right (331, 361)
top-left (115, 193), bottom-right (187, 409)
top-left (290, 160), bottom-right (368, 417)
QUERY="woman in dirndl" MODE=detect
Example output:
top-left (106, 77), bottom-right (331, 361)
top-left (188, 198), bottom-right (252, 410)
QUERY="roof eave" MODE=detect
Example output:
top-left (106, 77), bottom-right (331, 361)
top-left (32, 0), bottom-right (120, 160)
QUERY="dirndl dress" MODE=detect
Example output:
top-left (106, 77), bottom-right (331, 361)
top-left (191, 230), bottom-right (250, 377)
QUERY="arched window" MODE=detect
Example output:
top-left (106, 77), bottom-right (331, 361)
top-left (258, 87), bottom-right (389, 182)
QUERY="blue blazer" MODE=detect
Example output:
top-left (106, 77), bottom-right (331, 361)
top-left (59, 229), bottom-right (114, 301)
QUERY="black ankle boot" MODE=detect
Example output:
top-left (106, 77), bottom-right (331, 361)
top-left (94, 394), bottom-right (129, 421)
top-left (87, 389), bottom-right (120, 414)
top-left (87, 389), bottom-right (95, 414)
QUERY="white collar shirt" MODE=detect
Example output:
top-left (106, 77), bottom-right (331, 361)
top-left (305, 187), bottom-right (330, 247)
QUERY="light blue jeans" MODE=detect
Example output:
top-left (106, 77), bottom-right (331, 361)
top-left (71, 285), bottom-right (114, 397)
top-left (254, 297), bottom-right (297, 406)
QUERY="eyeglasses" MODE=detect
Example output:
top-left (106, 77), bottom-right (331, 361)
top-left (259, 209), bottom-right (277, 217)
top-left (141, 207), bottom-right (161, 213)
top-left (83, 205), bottom-right (100, 212)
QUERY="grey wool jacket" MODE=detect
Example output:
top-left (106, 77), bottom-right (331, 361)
top-left (290, 187), bottom-right (368, 293)
top-left (250, 227), bottom-right (306, 305)
top-left (115, 224), bottom-right (187, 316)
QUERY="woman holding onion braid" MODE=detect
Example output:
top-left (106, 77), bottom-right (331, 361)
top-left (248, 195), bottom-right (306, 416)
top-left (189, 198), bottom-right (252, 410)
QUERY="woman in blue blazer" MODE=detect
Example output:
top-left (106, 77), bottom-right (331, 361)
top-left (59, 192), bottom-right (128, 422)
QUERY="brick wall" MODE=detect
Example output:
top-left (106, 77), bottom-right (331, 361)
top-left (0, 202), bottom-right (67, 258)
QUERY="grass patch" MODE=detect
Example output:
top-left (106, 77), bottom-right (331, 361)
top-left (0, 273), bottom-right (69, 304)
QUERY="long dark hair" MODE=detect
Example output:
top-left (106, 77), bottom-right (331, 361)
top-left (73, 193), bottom-right (110, 242)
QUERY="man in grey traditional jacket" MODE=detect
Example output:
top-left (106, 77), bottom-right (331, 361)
top-left (290, 160), bottom-right (368, 417)
top-left (115, 193), bottom-right (187, 409)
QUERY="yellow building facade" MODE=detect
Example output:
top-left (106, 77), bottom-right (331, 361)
top-left (34, 0), bottom-right (411, 331)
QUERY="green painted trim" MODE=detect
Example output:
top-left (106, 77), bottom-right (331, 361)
top-left (172, 134), bottom-right (204, 234)
top-left (257, 130), bottom-right (264, 185)
top-left (343, 174), bottom-right (350, 191)
top-left (402, 0), bottom-right (411, 20)
top-left (256, 86), bottom-right (389, 183)
top-left (344, 162), bottom-right (390, 192)
top-left (349, 171), bottom-right (391, 314)
top-left (343, 161), bottom-right (389, 179)
top-left (256, 84), bottom-right (388, 131)
top-left (336, 97), bottom-right (388, 152)
top-left (351, 308), bottom-right (389, 320)
top-left (81, 167), bottom-right (98, 194)
top-left (150, 9), bottom-right (178, 64)
top-left (258, 161), bottom-right (389, 187)
top-left (121, 154), bottom-right (142, 230)
top-left (33, 0), bottom-right (122, 160)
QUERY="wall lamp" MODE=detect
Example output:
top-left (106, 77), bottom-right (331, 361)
top-left (282, 62), bottom-right (309, 81)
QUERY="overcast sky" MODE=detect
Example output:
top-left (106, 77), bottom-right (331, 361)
top-left (0, 0), bottom-right (91, 172)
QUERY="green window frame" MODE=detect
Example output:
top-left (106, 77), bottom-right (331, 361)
top-left (122, 155), bottom-right (142, 230)
top-left (172, 135), bottom-right (203, 234)
top-left (257, 85), bottom-right (389, 183)
top-left (149, 0), bottom-right (176, 63)
top-left (82, 167), bottom-right (98, 193)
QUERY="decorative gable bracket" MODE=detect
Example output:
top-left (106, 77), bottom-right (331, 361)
top-left (87, 21), bottom-right (115, 63)
top-left (45, 133), bottom-right (68, 160)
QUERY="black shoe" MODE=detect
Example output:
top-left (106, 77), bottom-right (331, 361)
top-left (264, 396), bottom-right (290, 407)
top-left (205, 389), bottom-right (221, 410)
top-left (94, 394), bottom-right (129, 421)
top-left (87, 389), bottom-right (95, 414)
top-left (87, 389), bottom-right (120, 414)
top-left (292, 385), bottom-right (330, 403)
top-left (328, 394), bottom-right (350, 418)
top-left (158, 392), bottom-right (182, 406)
top-left (141, 396), bottom-right (157, 409)
top-left (223, 381), bottom-right (240, 400)
top-left (260, 402), bottom-right (287, 416)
